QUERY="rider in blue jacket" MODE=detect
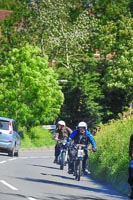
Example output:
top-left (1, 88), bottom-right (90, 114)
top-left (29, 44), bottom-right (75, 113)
top-left (68, 121), bottom-right (97, 174)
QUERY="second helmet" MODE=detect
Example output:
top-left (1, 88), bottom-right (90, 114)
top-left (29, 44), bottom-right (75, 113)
top-left (57, 120), bottom-right (66, 126)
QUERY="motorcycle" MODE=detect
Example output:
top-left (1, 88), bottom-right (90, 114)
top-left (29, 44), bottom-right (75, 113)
top-left (57, 138), bottom-right (69, 170)
top-left (73, 144), bottom-right (86, 181)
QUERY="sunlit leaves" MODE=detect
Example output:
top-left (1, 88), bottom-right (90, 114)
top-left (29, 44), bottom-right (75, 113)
top-left (0, 44), bottom-right (64, 128)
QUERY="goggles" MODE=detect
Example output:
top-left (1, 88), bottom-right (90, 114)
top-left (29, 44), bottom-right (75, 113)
top-left (78, 127), bottom-right (86, 131)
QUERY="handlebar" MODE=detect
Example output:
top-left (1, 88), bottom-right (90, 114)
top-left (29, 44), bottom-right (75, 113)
top-left (70, 143), bottom-right (94, 151)
top-left (57, 139), bottom-right (67, 144)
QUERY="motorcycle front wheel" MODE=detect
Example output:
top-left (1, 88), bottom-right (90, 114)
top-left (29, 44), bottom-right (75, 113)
top-left (60, 151), bottom-right (66, 170)
top-left (75, 160), bottom-right (82, 181)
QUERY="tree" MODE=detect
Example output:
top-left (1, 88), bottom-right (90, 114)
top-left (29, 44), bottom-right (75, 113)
top-left (10, 0), bottom-right (103, 128)
top-left (60, 68), bottom-right (103, 129)
top-left (1, 0), bottom-right (133, 128)
top-left (0, 44), bottom-right (64, 129)
top-left (89, 1), bottom-right (133, 120)
top-left (91, 0), bottom-right (130, 21)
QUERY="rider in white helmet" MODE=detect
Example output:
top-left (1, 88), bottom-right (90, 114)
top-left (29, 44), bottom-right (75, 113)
top-left (78, 121), bottom-right (87, 129)
top-left (53, 120), bottom-right (72, 163)
top-left (57, 120), bottom-right (66, 127)
top-left (68, 121), bottom-right (97, 174)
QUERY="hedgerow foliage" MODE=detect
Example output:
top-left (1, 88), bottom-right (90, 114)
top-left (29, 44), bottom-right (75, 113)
top-left (89, 116), bottom-right (133, 194)
top-left (21, 126), bottom-right (55, 148)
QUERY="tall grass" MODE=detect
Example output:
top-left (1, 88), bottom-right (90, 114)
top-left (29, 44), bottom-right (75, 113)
top-left (89, 117), bottom-right (133, 194)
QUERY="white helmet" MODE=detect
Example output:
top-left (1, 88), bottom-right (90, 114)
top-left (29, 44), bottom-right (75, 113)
top-left (57, 120), bottom-right (66, 126)
top-left (77, 121), bottom-right (87, 129)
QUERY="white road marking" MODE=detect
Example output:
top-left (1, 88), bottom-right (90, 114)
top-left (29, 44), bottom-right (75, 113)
top-left (30, 156), bottom-right (39, 159)
top-left (27, 197), bottom-right (37, 200)
top-left (0, 156), bottom-right (53, 163)
top-left (19, 156), bottom-right (52, 159)
top-left (0, 180), bottom-right (18, 190)
top-left (29, 156), bottom-right (51, 159)
top-left (0, 158), bottom-right (17, 164)
top-left (19, 157), bottom-right (29, 159)
top-left (8, 158), bottom-right (17, 161)
top-left (0, 160), bottom-right (7, 164)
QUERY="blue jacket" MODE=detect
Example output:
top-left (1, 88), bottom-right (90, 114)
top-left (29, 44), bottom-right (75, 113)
top-left (69, 129), bottom-right (97, 150)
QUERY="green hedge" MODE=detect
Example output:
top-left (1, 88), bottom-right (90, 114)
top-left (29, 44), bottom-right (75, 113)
top-left (89, 116), bottom-right (133, 194)
top-left (21, 126), bottom-right (55, 148)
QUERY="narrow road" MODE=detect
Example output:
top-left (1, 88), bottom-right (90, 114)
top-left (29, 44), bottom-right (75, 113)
top-left (0, 147), bottom-right (129, 200)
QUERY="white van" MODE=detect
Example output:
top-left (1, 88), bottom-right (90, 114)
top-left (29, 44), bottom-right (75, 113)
top-left (0, 117), bottom-right (23, 157)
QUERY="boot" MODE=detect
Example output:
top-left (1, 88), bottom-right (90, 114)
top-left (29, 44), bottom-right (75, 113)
top-left (68, 169), bottom-right (73, 174)
top-left (83, 168), bottom-right (89, 175)
top-left (128, 186), bottom-right (133, 199)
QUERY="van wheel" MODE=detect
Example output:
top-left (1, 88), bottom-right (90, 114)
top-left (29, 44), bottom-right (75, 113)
top-left (8, 148), bottom-right (15, 157)
top-left (14, 151), bottom-right (19, 157)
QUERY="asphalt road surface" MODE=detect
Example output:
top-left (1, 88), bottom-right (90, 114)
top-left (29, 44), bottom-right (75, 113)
top-left (0, 147), bottom-right (129, 200)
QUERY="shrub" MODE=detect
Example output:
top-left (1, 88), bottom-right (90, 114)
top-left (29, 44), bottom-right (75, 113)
top-left (29, 126), bottom-right (55, 147)
top-left (89, 117), bottom-right (133, 194)
top-left (21, 126), bottom-right (55, 148)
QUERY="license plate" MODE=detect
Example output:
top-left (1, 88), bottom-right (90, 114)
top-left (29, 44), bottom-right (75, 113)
top-left (78, 149), bottom-right (84, 157)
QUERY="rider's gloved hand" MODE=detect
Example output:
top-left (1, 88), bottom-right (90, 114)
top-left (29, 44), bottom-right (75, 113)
top-left (92, 147), bottom-right (97, 152)
top-left (69, 137), bottom-right (72, 141)
top-left (65, 141), bottom-right (70, 145)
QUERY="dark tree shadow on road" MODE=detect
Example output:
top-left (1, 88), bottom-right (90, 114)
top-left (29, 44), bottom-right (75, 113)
top-left (32, 164), bottom-right (62, 170)
top-left (16, 176), bottom-right (128, 200)
top-left (0, 192), bottom-right (127, 200)
top-left (41, 172), bottom-right (74, 180)
top-left (0, 192), bottom-right (27, 199)
top-left (39, 193), bottom-right (124, 200)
